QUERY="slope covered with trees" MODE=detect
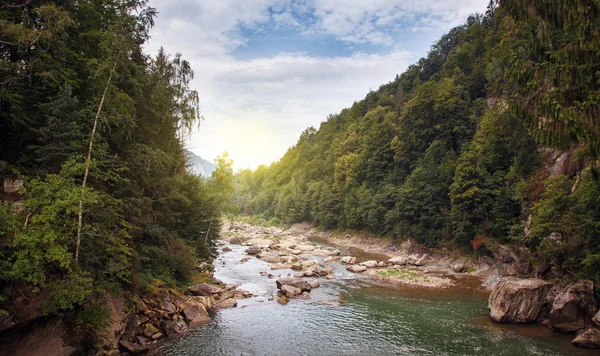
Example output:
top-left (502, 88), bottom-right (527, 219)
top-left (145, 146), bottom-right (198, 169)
top-left (233, 0), bottom-right (600, 281)
top-left (0, 0), bottom-right (232, 349)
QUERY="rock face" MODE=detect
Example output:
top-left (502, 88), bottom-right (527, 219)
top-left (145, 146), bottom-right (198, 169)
top-left (188, 283), bottom-right (222, 296)
top-left (550, 280), bottom-right (597, 333)
top-left (347, 265), bottom-right (367, 273)
top-left (572, 328), bottom-right (600, 349)
top-left (488, 277), bottom-right (552, 323)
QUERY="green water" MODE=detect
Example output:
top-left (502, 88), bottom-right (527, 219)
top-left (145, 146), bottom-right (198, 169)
top-left (150, 243), bottom-right (594, 356)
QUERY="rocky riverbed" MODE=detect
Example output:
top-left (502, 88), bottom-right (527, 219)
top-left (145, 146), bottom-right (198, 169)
top-left (146, 221), bottom-right (598, 355)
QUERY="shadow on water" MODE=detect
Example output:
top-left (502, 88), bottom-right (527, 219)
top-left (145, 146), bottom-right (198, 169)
top-left (150, 241), bottom-right (597, 356)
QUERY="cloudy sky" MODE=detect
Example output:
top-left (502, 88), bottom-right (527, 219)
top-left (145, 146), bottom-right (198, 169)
top-left (144, 0), bottom-right (489, 169)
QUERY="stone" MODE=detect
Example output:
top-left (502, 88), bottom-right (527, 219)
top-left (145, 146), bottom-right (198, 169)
top-left (222, 246), bottom-right (232, 252)
top-left (281, 285), bottom-right (302, 298)
top-left (183, 303), bottom-right (211, 327)
top-left (151, 332), bottom-right (165, 340)
top-left (452, 262), bottom-right (467, 273)
top-left (309, 280), bottom-right (320, 289)
top-left (388, 256), bottom-right (407, 266)
top-left (359, 260), bottom-right (378, 268)
top-left (340, 256), bottom-right (358, 265)
top-left (119, 340), bottom-right (149, 354)
top-left (377, 261), bottom-right (386, 267)
top-left (297, 245), bottom-right (315, 252)
top-left (246, 246), bottom-right (261, 255)
top-left (414, 254), bottom-right (431, 266)
top-left (240, 257), bottom-right (250, 262)
top-left (572, 328), bottom-right (600, 349)
top-left (143, 323), bottom-right (159, 338)
top-left (164, 320), bottom-right (188, 337)
top-left (550, 280), bottom-right (597, 333)
top-left (188, 283), bottom-right (222, 296)
top-left (216, 298), bottom-right (238, 309)
top-left (593, 310), bottom-right (600, 327)
top-left (291, 262), bottom-right (303, 271)
top-left (324, 256), bottom-right (338, 263)
top-left (347, 265), bottom-right (367, 273)
top-left (276, 276), bottom-right (311, 291)
top-left (488, 277), bottom-right (552, 323)
top-left (278, 296), bottom-right (289, 305)
top-left (3, 179), bottom-right (23, 194)
top-left (259, 255), bottom-right (281, 264)
top-left (159, 300), bottom-right (176, 313)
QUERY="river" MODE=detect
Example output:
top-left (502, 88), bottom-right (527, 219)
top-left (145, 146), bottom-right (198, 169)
top-left (151, 240), bottom-right (594, 356)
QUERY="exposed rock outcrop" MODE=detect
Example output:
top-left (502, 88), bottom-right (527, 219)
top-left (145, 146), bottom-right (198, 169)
top-left (550, 280), bottom-right (597, 333)
top-left (488, 278), bottom-right (552, 323)
top-left (572, 328), bottom-right (600, 349)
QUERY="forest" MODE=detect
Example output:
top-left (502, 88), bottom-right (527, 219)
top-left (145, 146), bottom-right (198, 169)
top-left (233, 0), bottom-right (600, 282)
top-left (0, 0), bottom-right (233, 350)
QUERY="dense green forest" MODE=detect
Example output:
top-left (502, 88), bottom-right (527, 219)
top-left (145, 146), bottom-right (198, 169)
top-left (0, 0), bottom-right (232, 346)
top-left (233, 0), bottom-right (600, 281)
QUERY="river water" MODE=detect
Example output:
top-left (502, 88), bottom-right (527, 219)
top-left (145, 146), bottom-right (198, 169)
top-left (152, 241), bottom-right (594, 356)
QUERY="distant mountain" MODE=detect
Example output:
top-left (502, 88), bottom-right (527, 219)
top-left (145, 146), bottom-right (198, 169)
top-left (185, 150), bottom-right (215, 177)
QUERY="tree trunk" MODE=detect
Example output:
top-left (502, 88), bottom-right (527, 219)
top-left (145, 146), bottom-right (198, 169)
top-left (75, 60), bottom-right (118, 263)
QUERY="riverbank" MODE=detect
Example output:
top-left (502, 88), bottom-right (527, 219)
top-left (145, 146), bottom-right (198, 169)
top-left (150, 221), bottom-right (597, 355)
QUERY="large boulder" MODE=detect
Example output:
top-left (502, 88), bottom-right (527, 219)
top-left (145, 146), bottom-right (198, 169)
top-left (414, 254), bottom-right (431, 266)
top-left (550, 280), bottom-right (597, 333)
top-left (276, 276), bottom-right (311, 291)
top-left (347, 265), bottom-right (367, 273)
top-left (183, 303), bottom-right (211, 327)
top-left (572, 328), bottom-right (600, 349)
top-left (359, 260), bottom-right (379, 268)
top-left (188, 283), bottom-right (222, 296)
top-left (488, 277), bottom-right (552, 323)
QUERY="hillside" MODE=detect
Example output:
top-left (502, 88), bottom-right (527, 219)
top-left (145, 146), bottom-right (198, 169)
top-left (232, 1), bottom-right (600, 282)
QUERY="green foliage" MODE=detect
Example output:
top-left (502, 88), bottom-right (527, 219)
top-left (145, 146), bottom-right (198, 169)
top-left (0, 0), bottom-right (221, 336)
top-left (231, 2), bottom-right (600, 283)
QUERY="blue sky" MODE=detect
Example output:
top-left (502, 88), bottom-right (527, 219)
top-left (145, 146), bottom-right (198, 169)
top-left (146, 0), bottom-right (489, 169)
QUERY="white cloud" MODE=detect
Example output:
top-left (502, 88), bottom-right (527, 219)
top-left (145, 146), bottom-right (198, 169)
top-left (145, 0), bottom-right (489, 168)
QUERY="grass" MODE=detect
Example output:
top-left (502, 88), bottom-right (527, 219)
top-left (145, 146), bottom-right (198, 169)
top-left (376, 269), bottom-right (421, 280)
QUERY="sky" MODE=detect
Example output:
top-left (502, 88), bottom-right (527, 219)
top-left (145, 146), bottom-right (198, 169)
top-left (144, 0), bottom-right (490, 170)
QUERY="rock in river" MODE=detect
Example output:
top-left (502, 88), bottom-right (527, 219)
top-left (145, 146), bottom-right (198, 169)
top-left (188, 283), bottom-right (222, 296)
top-left (341, 256), bottom-right (358, 265)
top-left (183, 303), bottom-right (211, 327)
top-left (164, 320), bottom-right (188, 337)
top-left (388, 256), bottom-right (407, 266)
top-left (359, 260), bottom-right (379, 268)
top-left (550, 280), bottom-right (597, 333)
top-left (347, 265), bottom-right (367, 273)
top-left (572, 328), bottom-right (600, 349)
top-left (246, 246), bottom-right (262, 255)
top-left (281, 285), bottom-right (302, 298)
top-left (119, 340), bottom-right (149, 354)
top-left (216, 298), bottom-right (238, 309)
top-left (488, 277), bottom-right (552, 323)
top-left (276, 276), bottom-right (311, 291)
